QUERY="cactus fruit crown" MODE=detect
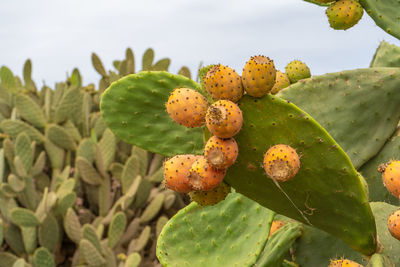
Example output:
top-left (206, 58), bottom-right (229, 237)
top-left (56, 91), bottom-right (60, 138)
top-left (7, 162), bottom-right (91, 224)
top-left (387, 209), bottom-right (400, 241)
top-left (204, 136), bottom-right (238, 170)
top-left (165, 87), bottom-right (208, 128)
top-left (188, 157), bottom-right (226, 191)
top-left (263, 144), bottom-right (300, 182)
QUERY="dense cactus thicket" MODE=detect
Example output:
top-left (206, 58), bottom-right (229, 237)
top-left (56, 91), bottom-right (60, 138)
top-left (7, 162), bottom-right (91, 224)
top-left (0, 48), bottom-right (192, 267)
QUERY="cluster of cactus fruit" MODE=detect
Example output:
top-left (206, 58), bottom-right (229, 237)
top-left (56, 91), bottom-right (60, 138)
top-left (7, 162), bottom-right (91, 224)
top-left (162, 56), bottom-right (309, 206)
top-left (100, 39), bottom-right (400, 267)
top-left (0, 48), bottom-right (195, 267)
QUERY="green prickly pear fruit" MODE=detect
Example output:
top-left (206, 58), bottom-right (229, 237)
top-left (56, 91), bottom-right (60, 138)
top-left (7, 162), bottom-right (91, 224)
top-left (387, 209), bottom-right (400, 241)
top-left (242, 55), bottom-right (277, 97)
top-left (188, 156), bottom-right (226, 191)
top-left (205, 100), bottom-right (243, 139)
top-left (328, 259), bottom-right (363, 266)
top-left (380, 160), bottom-right (400, 199)
top-left (165, 88), bottom-right (208, 128)
top-left (163, 155), bottom-right (202, 193)
top-left (268, 220), bottom-right (285, 237)
top-left (271, 71), bottom-right (291, 94)
top-left (188, 182), bottom-right (231, 206)
top-left (325, 0), bottom-right (364, 30)
top-left (285, 60), bottom-right (311, 83)
top-left (203, 64), bottom-right (244, 102)
top-left (263, 144), bottom-right (300, 182)
top-left (204, 136), bottom-right (238, 169)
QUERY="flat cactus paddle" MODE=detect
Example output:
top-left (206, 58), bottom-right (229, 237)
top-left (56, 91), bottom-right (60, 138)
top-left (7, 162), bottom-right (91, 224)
top-left (100, 72), bottom-right (204, 156)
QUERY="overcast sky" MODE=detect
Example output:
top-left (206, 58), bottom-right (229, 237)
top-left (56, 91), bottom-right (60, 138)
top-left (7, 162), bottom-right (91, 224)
top-left (0, 0), bottom-right (399, 87)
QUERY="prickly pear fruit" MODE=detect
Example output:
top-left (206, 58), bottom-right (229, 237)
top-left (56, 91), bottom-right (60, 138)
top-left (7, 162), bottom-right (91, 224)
top-left (285, 60), bottom-right (311, 83)
top-left (325, 0), bottom-right (364, 30)
top-left (268, 220), bottom-right (285, 237)
top-left (387, 209), bottom-right (400, 241)
top-left (271, 71), bottom-right (291, 94)
top-left (205, 100), bottom-right (243, 139)
top-left (188, 156), bottom-right (226, 191)
top-left (166, 88), bottom-right (208, 128)
top-left (329, 259), bottom-right (363, 267)
top-left (188, 182), bottom-right (231, 206)
top-left (163, 155), bottom-right (202, 193)
top-left (242, 55), bottom-right (276, 97)
top-left (263, 144), bottom-right (300, 182)
top-left (203, 64), bottom-right (244, 102)
top-left (204, 136), bottom-right (238, 169)
top-left (380, 160), bottom-right (400, 199)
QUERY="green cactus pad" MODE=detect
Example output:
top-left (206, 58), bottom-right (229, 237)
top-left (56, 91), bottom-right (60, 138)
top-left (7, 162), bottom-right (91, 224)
top-left (107, 211), bottom-right (127, 249)
top-left (100, 71), bottom-right (204, 156)
top-left (125, 253), bottom-right (141, 267)
top-left (1, 120), bottom-right (45, 144)
top-left (10, 208), bottom-right (40, 227)
top-left (254, 222), bottom-right (302, 267)
top-left (303, 0), bottom-right (334, 6)
top-left (359, 0), bottom-right (400, 40)
top-left (0, 252), bottom-right (18, 267)
top-left (79, 239), bottom-right (106, 266)
top-left (139, 193), bottom-right (164, 223)
top-left (370, 41), bottom-right (400, 67)
top-left (32, 247), bottom-right (55, 267)
top-left (38, 215), bottom-right (59, 252)
top-left (225, 94), bottom-right (376, 255)
top-left (127, 225), bottom-right (151, 254)
top-left (82, 224), bottom-right (104, 254)
top-left (15, 132), bottom-right (33, 174)
top-left (16, 93), bottom-right (46, 128)
top-left (367, 254), bottom-right (394, 267)
top-left (157, 192), bottom-right (275, 267)
top-left (278, 68), bottom-right (400, 169)
top-left (63, 208), bottom-right (82, 244)
top-left (358, 135), bottom-right (400, 204)
top-left (47, 124), bottom-right (77, 151)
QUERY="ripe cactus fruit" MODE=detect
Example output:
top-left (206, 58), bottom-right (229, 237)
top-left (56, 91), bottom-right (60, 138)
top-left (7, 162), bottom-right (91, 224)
top-left (325, 0), bottom-right (364, 30)
top-left (263, 144), bottom-right (300, 182)
top-left (380, 160), bottom-right (400, 199)
top-left (203, 64), bottom-right (244, 102)
top-left (165, 88), bottom-right (208, 128)
top-left (387, 209), bottom-right (400, 241)
top-left (285, 60), bottom-right (311, 83)
top-left (188, 156), bottom-right (226, 191)
top-left (328, 259), bottom-right (363, 266)
top-left (271, 71), bottom-right (291, 94)
top-left (242, 55), bottom-right (277, 97)
top-left (188, 182), bottom-right (231, 206)
top-left (268, 220), bottom-right (285, 237)
top-left (163, 155), bottom-right (201, 193)
top-left (204, 136), bottom-right (238, 169)
top-left (205, 100), bottom-right (243, 139)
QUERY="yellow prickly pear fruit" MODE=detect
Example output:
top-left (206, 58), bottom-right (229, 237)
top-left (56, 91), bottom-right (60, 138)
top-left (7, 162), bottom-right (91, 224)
top-left (387, 209), bottom-right (400, 241)
top-left (242, 55), bottom-right (277, 97)
top-left (325, 0), bottom-right (364, 30)
top-left (328, 259), bottom-right (363, 266)
top-left (188, 182), bottom-right (231, 206)
top-left (205, 100), bottom-right (243, 139)
top-left (188, 156), bottom-right (226, 191)
top-left (166, 88), bottom-right (208, 128)
top-left (203, 64), bottom-right (244, 102)
top-left (380, 160), bottom-right (400, 199)
top-left (268, 220), bottom-right (285, 237)
top-left (285, 60), bottom-right (311, 83)
top-left (163, 155), bottom-right (202, 193)
top-left (204, 136), bottom-right (238, 170)
top-left (263, 144), bottom-right (300, 182)
top-left (271, 71), bottom-right (291, 94)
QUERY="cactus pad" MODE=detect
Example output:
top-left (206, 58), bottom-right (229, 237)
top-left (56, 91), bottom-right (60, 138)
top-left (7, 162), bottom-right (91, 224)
top-left (100, 71), bottom-right (204, 156)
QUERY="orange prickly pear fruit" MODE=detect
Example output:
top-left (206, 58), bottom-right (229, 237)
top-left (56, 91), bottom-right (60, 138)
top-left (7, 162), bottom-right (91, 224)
top-left (271, 71), bottom-right (291, 94)
top-left (328, 259), bottom-right (363, 266)
top-left (388, 209), bottom-right (400, 241)
top-left (188, 182), bottom-right (231, 206)
top-left (242, 55), bottom-right (277, 97)
top-left (205, 100), bottom-right (243, 139)
top-left (163, 154), bottom-right (202, 193)
top-left (204, 136), bottom-right (238, 170)
top-left (268, 220), bottom-right (286, 237)
top-left (166, 87), bottom-right (208, 128)
top-left (203, 64), bottom-right (244, 102)
top-left (326, 0), bottom-right (363, 30)
top-left (379, 160), bottom-right (400, 199)
top-left (263, 144), bottom-right (300, 182)
top-left (188, 156), bottom-right (226, 191)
